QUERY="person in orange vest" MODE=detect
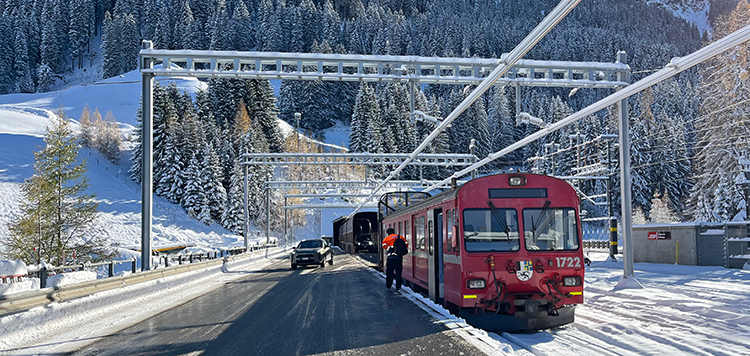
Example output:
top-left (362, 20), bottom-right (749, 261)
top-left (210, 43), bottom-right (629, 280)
top-left (382, 228), bottom-right (408, 290)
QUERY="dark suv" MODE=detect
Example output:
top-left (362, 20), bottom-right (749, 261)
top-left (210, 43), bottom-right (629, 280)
top-left (291, 239), bottom-right (333, 269)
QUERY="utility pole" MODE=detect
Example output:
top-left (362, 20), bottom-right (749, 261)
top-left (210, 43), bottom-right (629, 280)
top-left (243, 146), bottom-right (249, 251)
top-left (606, 137), bottom-right (618, 261)
top-left (295, 112), bottom-right (301, 153)
top-left (616, 50), bottom-right (637, 281)
top-left (469, 139), bottom-right (476, 179)
top-left (140, 40), bottom-right (154, 271)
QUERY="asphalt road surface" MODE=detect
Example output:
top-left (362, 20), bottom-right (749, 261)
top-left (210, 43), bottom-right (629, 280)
top-left (67, 250), bottom-right (483, 356)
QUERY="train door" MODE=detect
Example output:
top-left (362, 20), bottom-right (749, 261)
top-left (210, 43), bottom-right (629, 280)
top-left (427, 208), bottom-right (444, 302)
top-left (436, 210), bottom-right (444, 300)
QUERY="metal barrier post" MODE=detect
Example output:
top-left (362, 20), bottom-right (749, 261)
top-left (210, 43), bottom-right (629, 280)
top-left (165, 255), bottom-right (169, 267)
top-left (109, 261), bottom-right (114, 277)
top-left (189, 254), bottom-right (193, 263)
top-left (132, 259), bottom-right (137, 273)
top-left (40, 266), bottom-right (47, 289)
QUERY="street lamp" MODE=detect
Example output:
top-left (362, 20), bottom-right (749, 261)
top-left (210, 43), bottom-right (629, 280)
top-left (294, 112), bottom-right (301, 153)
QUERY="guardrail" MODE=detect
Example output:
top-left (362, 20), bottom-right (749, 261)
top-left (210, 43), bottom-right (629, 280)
top-left (18, 244), bottom-right (278, 298)
top-left (582, 240), bottom-right (611, 250)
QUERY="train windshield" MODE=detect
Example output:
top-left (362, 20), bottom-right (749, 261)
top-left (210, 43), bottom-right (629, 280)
top-left (462, 208), bottom-right (520, 252)
top-left (523, 208), bottom-right (579, 251)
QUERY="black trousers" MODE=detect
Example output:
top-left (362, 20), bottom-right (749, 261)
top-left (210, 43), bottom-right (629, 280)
top-left (385, 258), bottom-right (403, 289)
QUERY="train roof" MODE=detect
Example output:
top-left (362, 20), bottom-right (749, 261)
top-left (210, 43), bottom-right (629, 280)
top-left (379, 173), bottom-right (573, 219)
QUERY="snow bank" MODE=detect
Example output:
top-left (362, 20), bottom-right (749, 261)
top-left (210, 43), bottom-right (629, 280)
top-left (46, 271), bottom-right (97, 288)
top-left (0, 249), bottom-right (286, 354)
top-left (0, 260), bottom-right (27, 277)
top-left (0, 279), bottom-right (39, 296)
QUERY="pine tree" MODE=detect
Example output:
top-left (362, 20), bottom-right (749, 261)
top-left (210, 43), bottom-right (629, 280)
top-left (13, 23), bottom-right (34, 93)
top-left (96, 111), bottom-right (122, 163)
top-left (650, 191), bottom-right (680, 223)
top-left (349, 83), bottom-right (379, 153)
top-left (221, 160), bottom-right (245, 234)
top-left (230, 0), bottom-right (254, 50)
top-left (2, 112), bottom-right (111, 265)
top-left (688, 1), bottom-right (750, 221)
top-left (244, 80), bottom-right (285, 153)
top-left (487, 86), bottom-right (517, 168)
top-left (68, 0), bottom-right (94, 69)
top-left (78, 105), bottom-right (94, 147)
top-left (180, 152), bottom-right (204, 217)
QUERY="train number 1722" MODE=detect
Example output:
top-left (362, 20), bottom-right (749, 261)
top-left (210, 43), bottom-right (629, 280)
top-left (556, 257), bottom-right (581, 268)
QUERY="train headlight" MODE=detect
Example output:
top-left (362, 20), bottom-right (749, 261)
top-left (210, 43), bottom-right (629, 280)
top-left (509, 177), bottom-right (526, 186)
top-left (562, 276), bottom-right (582, 287)
top-left (466, 279), bottom-right (486, 289)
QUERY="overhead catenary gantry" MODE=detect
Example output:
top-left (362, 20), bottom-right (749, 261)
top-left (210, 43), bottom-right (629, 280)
top-left (139, 49), bottom-right (629, 88)
top-left (241, 152), bottom-right (477, 166)
top-left (137, 0), bottom-right (634, 271)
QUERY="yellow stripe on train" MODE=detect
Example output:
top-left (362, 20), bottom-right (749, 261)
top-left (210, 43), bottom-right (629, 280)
top-left (569, 292), bottom-right (582, 295)
top-left (463, 295), bottom-right (478, 299)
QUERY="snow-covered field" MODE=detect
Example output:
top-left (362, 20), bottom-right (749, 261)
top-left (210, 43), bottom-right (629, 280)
top-left (0, 73), bottom-right (269, 262)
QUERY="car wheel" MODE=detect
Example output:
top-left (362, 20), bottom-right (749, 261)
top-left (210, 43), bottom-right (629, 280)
top-left (291, 263), bottom-right (297, 270)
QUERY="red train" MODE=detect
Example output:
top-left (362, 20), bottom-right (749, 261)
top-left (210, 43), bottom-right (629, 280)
top-left (378, 173), bottom-right (584, 332)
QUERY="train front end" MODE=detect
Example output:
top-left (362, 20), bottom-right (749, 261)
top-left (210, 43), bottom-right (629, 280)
top-left (452, 174), bottom-right (584, 332)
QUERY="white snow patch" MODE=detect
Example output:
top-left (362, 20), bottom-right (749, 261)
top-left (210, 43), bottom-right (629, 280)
top-left (0, 260), bottom-right (27, 277)
top-left (46, 271), bottom-right (98, 288)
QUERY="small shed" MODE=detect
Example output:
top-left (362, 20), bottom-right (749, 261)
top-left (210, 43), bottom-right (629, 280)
top-left (632, 222), bottom-right (750, 268)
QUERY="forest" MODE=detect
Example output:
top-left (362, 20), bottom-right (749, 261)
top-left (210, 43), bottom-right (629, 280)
top-left (1, 0), bottom-right (748, 232)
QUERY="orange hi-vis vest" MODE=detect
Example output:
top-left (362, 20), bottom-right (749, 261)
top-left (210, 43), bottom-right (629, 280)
top-left (382, 234), bottom-right (408, 250)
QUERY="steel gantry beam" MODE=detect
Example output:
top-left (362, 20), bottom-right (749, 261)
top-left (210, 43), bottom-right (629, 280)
top-left (139, 49), bottom-right (628, 88)
top-left (266, 180), bottom-right (452, 190)
top-left (241, 152), bottom-right (477, 166)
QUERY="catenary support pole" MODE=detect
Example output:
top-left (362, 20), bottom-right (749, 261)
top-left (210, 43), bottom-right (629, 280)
top-left (617, 51), bottom-right (635, 279)
top-left (243, 147), bottom-right (249, 251)
top-left (607, 139), bottom-right (617, 261)
top-left (141, 40), bottom-right (154, 271)
top-left (266, 186), bottom-right (270, 244)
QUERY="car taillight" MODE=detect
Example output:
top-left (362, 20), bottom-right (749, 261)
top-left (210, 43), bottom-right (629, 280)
top-left (562, 276), bottom-right (582, 286)
top-left (466, 279), bottom-right (486, 289)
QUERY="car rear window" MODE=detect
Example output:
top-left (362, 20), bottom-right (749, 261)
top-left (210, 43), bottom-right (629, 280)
top-left (298, 240), bottom-right (322, 249)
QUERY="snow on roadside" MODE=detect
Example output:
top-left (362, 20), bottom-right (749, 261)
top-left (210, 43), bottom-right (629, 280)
top-left (506, 252), bottom-right (750, 355)
top-left (0, 260), bottom-right (27, 277)
top-left (46, 271), bottom-right (98, 288)
top-left (0, 248), bottom-right (288, 355)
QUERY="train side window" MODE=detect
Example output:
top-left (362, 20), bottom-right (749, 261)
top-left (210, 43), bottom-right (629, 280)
top-left (416, 216), bottom-right (426, 250)
top-left (446, 209), bottom-right (453, 253)
top-left (454, 209), bottom-right (460, 253)
top-left (398, 221), bottom-right (402, 237)
top-left (405, 219), bottom-right (411, 250)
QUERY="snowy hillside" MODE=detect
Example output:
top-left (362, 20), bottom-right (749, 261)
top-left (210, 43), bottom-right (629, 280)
top-left (0, 73), bottom-right (269, 254)
top-left (646, 0), bottom-right (712, 36)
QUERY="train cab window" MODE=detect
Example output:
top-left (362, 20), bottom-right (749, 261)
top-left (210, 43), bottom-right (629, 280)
top-left (522, 208), bottom-right (579, 251)
top-left (462, 208), bottom-right (519, 252)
